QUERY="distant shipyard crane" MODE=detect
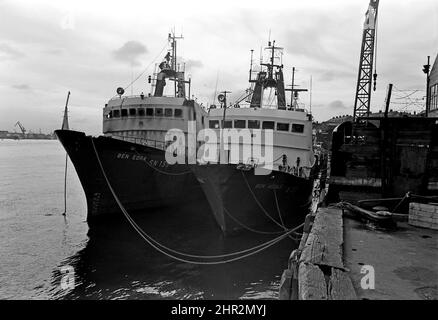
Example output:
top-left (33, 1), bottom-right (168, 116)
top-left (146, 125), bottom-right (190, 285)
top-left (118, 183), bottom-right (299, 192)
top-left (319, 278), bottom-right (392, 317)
top-left (14, 121), bottom-right (26, 135)
top-left (353, 0), bottom-right (379, 122)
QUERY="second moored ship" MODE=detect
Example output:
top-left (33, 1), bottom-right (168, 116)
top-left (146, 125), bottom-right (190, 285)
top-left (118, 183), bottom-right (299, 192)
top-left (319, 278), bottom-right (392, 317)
top-left (191, 41), bottom-right (317, 234)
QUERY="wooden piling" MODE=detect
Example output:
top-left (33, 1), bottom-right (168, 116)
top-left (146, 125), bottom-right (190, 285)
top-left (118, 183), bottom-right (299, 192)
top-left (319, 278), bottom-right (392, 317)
top-left (279, 206), bottom-right (357, 300)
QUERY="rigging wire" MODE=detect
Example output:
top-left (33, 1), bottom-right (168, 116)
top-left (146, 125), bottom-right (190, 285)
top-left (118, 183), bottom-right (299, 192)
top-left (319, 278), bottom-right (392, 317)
top-left (394, 90), bottom-right (420, 100)
top-left (389, 86), bottom-right (426, 112)
top-left (115, 41), bottom-right (169, 98)
top-left (373, 14), bottom-right (378, 91)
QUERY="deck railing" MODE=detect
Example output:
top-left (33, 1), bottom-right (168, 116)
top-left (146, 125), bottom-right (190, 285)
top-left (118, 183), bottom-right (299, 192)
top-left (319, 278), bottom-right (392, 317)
top-left (111, 134), bottom-right (167, 150)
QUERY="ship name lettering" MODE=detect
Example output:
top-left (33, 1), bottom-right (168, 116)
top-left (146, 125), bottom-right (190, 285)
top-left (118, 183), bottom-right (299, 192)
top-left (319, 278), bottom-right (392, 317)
top-left (132, 155), bottom-right (148, 161)
top-left (116, 152), bottom-right (130, 159)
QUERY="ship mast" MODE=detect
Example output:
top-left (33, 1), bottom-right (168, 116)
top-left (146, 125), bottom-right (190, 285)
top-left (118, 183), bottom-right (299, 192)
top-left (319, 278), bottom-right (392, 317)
top-left (285, 67), bottom-right (308, 110)
top-left (248, 40), bottom-right (286, 109)
top-left (169, 31), bottom-right (183, 94)
top-left (153, 32), bottom-right (191, 98)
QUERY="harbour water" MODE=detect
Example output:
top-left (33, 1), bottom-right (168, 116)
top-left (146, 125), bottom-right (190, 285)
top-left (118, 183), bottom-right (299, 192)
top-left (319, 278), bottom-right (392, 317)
top-left (0, 139), bottom-right (298, 299)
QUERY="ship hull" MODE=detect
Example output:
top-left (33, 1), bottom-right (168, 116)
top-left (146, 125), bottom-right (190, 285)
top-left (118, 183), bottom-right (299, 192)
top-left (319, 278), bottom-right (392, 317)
top-left (55, 130), bottom-right (206, 225)
top-left (191, 164), bottom-right (314, 234)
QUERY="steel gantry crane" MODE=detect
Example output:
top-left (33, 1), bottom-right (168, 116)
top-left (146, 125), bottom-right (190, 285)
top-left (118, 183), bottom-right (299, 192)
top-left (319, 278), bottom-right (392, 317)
top-left (353, 0), bottom-right (379, 122)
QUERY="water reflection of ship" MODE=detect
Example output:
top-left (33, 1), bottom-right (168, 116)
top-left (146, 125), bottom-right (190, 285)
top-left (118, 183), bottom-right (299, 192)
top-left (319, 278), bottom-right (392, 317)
top-left (52, 203), bottom-right (298, 299)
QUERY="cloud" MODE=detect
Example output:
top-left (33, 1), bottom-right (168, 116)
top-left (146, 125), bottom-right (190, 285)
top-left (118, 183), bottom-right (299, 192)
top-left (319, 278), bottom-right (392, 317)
top-left (316, 69), bottom-right (356, 82)
top-left (328, 100), bottom-right (349, 110)
top-left (11, 84), bottom-right (31, 91)
top-left (43, 48), bottom-right (64, 56)
top-left (112, 41), bottom-right (148, 66)
top-left (185, 59), bottom-right (203, 70)
top-left (0, 43), bottom-right (25, 60)
top-left (282, 12), bottom-right (351, 67)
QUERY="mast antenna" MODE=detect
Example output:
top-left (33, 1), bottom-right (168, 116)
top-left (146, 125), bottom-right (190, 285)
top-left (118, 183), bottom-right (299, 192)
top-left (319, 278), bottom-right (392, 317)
top-left (291, 67), bottom-right (295, 107)
top-left (309, 76), bottom-right (313, 114)
top-left (259, 46), bottom-right (263, 65)
top-left (249, 49), bottom-right (254, 82)
top-left (212, 71), bottom-right (219, 106)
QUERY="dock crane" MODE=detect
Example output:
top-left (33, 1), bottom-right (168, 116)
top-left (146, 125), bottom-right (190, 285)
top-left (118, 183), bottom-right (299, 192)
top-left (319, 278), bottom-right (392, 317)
top-left (14, 121), bottom-right (26, 135)
top-left (353, 0), bottom-right (379, 122)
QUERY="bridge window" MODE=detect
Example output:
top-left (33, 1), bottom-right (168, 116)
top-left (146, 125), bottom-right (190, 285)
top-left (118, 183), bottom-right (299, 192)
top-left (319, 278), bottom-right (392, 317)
top-left (155, 108), bottom-right (163, 117)
top-left (222, 120), bottom-right (232, 128)
top-left (248, 120), bottom-right (260, 129)
top-left (121, 109), bottom-right (128, 117)
top-left (106, 111), bottom-right (112, 119)
top-left (146, 108), bottom-right (154, 116)
top-left (209, 120), bottom-right (220, 129)
top-left (113, 110), bottom-right (120, 118)
top-left (277, 122), bottom-right (289, 131)
top-left (165, 108), bottom-right (173, 117)
top-left (129, 108), bottom-right (136, 116)
top-left (174, 109), bottom-right (183, 117)
top-left (292, 123), bottom-right (304, 133)
top-left (262, 121), bottom-right (275, 130)
top-left (138, 108), bottom-right (145, 116)
top-left (234, 120), bottom-right (246, 129)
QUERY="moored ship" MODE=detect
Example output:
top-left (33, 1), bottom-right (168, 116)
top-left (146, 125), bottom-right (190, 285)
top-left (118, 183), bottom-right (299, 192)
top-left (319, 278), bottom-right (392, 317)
top-left (191, 41), bottom-right (317, 234)
top-left (56, 34), bottom-right (208, 224)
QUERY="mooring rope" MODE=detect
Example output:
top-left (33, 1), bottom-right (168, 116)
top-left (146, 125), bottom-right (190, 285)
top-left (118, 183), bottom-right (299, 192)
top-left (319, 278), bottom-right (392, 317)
top-left (222, 206), bottom-right (285, 235)
top-left (273, 189), bottom-right (302, 241)
top-left (240, 170), bottom-right (288, 230)
top-left (90, 137), bottom-right (304, 264)
top-left (273, 189), bottom-right (295, 241)
top-left (240, 170), bottom-right (307, 240)
top-left (273, 189), bottom-right (286, 228)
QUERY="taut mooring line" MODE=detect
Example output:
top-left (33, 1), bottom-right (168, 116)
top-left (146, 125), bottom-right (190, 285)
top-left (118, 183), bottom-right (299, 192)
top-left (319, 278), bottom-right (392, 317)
top-left (62, 153), bottom-right (68, 216)
top-left (61, 91), bottom-right (70, 216)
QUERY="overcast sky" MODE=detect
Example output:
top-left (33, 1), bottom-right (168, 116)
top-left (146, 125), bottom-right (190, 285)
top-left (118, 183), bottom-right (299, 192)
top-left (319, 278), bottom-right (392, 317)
top-left (0, 0), bottom-right (437, 134)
